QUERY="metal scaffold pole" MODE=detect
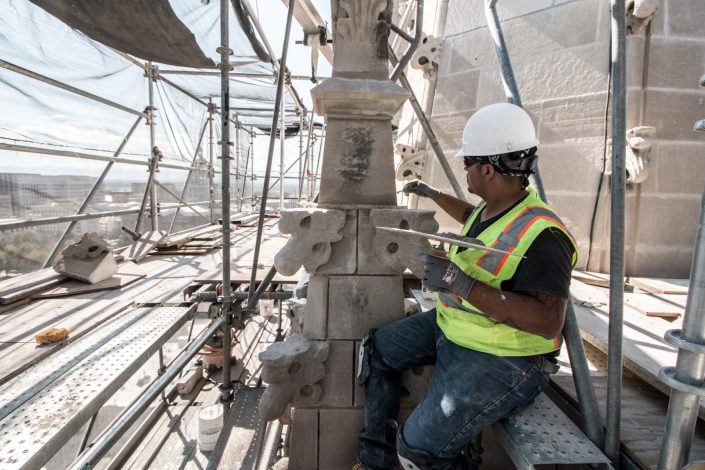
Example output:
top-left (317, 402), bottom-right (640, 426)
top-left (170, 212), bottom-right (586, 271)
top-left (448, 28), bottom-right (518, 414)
top-left (43, 115), bottom-right (143, 268)
top-left (249, 0), bottom-right (295, 304)
top-left (134, 63), bottom-right (161, 233)
top-left (605, 0), bottom-right (627, 463)
top-left (298, 112), bottom-right (304, 202)
top-left (657, 76), bottom-right (705, 470)
top-left (280, 89), bottom-right (286, 209)
top-left (167, 118), bottom-right (210, 234)
top-left (219, 0), bottom-right (234, 403)
top-left (209, 98), bottom-right (216, 222)
top-left (484, 0), bottom-right (605, 449)
top-left (235, 114), bottom-right (242, 211)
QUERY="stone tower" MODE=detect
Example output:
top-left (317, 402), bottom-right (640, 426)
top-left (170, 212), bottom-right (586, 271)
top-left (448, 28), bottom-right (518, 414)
top-left (259, 1), bottom-right (438, 468)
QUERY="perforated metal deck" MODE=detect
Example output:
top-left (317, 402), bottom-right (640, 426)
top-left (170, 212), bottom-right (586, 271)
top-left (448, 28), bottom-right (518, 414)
top-left (492, 393), bottom-right (611, 469)
top-left (0, 305), bottom-right (194, 469)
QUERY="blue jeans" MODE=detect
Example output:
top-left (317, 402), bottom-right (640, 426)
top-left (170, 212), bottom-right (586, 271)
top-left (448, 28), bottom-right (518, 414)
top-left (357, 309), bottom-right (549, 470)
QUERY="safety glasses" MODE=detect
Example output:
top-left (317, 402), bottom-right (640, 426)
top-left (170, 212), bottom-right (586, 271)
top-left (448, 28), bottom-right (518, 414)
top-left (463, 156), bottom-right (487, 170)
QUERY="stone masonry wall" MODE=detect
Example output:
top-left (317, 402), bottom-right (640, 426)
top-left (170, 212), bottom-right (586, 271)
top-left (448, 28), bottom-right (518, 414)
top-left (409, 0), bottom-right (705, 277)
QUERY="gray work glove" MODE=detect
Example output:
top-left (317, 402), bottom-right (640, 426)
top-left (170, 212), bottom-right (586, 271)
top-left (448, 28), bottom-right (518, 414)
top-left (421, 254), bottom-right (477, 300)
top-left (403, 180), bottom-right (440, 201)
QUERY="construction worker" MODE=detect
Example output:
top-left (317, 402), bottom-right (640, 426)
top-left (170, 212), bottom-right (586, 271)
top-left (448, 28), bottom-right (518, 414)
top-left (354, 103), bottom-right (577, 470)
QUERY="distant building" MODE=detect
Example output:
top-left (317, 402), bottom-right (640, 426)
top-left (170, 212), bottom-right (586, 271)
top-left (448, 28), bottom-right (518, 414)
top-left (0, 173), bottom-right (99, 217)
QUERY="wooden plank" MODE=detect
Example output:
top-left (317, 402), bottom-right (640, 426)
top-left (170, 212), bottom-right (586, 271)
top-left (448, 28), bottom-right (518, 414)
top-left (0, 276), bottom-right (67, 304)
top-left (628, 277), bottom-right (689, 295)
top-left (0, 267), bottom-right (62, 294)
top-left (160, 225), bottom-right (221, 248)
top-left (624, 292), bottom-right (684, 318)
top-left (123, 231), bottom-right (166, 263)
top-left (551, 342), bottom-right (705, 469)
top-left (0, 298), bottom-right (134, 384)
top-left (196, 267), bottom-right (298, 284)
top-left (571, 270), bottom-right (621, 288)
top-left (569, 279), bottom-right (705, 419)
top-left (33, 262), bottom-right (147, 299)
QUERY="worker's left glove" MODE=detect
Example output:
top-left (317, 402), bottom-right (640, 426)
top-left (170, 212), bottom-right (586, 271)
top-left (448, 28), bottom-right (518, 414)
top-left (421, 254), bottom-right (477, 300)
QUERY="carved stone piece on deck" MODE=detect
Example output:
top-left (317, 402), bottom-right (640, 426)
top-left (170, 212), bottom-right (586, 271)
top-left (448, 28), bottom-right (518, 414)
top-left (274, 209), bottom-right (346, 275)
top-left (258, 334), bottom-right (330, 421)
top-left (54, 232), bottom-right (118, 284)
top-left (365, 209), bottom-right (439, 277)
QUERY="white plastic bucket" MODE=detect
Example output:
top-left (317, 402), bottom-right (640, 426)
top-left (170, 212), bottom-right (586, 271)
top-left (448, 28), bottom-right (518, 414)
top-left (198, 404), bottom-right (224, 452)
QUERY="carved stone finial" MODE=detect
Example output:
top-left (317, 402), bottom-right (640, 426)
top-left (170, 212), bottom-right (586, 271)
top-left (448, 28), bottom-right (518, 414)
top-left (331, 0), bottom-right (393, 80)
top-left (258, 335), bottom-right (330, 421)
top-left (274, 209), bottom-right (346, 275)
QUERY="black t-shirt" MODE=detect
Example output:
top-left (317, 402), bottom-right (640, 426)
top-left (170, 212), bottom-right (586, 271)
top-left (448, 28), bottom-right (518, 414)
top-left (459, 200), bottom-right (573, 299)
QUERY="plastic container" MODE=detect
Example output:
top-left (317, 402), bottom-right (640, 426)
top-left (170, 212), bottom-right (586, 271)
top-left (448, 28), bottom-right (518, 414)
top-left (198, 404), bottom-right (224, 452)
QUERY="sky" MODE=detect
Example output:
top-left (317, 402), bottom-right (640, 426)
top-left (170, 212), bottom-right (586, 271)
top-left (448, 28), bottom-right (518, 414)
top-left (0, 0), bottom-right (333, 183)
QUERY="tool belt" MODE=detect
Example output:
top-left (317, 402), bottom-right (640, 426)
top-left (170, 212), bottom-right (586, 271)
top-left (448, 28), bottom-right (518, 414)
top-left (522, 354), bottom-right (560, 375)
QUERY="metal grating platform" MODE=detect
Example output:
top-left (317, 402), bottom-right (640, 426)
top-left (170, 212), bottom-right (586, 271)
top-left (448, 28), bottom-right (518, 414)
top-left (0, 305), bottom-right (194, 469)
top-left (492, 393), bottom-right (611, 470)
top-left (208, 387), bottom-right (266, 470)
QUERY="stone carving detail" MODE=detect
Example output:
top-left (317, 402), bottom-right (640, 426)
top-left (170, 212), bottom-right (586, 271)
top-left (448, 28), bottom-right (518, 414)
top-left (626, 0), bottom-right (659, 35)
top-left (258, 334), bottom-right (330, 421)
top-left (336, 0), bottom-right (390, 57)
top-left (54, 232), bottom-right (118, 284)
top-left (274, 209), bottom-right (346, 275)
top-left (411, 35), bottom-right (443, 78)
top-left (625, 125), bottom-right (655, 184)
top-left (331, 0), bottom-right (392, 79)
top-left (370, 209), bottom-right (439, 277)
top-left (394, 143), bottom-right (426, 181)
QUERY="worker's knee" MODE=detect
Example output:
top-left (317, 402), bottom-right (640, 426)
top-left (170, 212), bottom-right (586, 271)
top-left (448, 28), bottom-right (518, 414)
top-left (356, 329), bottom-right (400, 385)
top-left (397, 424), bottom-right (457, 470)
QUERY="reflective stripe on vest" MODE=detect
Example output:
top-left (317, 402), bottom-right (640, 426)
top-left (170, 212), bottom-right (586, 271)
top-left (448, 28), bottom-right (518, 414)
top-left (475, 206), bottom-right (576, 275)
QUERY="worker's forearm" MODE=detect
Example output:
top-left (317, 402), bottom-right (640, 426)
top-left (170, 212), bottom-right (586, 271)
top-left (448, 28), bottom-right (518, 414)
top-left (434, 192), bottom-right (475, 224)
top-left (466, 283), bottom-right (567, 339)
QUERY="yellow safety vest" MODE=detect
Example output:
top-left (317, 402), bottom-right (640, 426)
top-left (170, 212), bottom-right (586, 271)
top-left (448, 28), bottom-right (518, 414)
top-left (436, 187), bottom-right (578, 356)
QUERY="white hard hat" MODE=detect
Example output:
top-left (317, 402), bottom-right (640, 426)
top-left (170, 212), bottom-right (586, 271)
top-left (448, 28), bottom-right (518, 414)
top-left (455, 103), bottom-right (539, 157)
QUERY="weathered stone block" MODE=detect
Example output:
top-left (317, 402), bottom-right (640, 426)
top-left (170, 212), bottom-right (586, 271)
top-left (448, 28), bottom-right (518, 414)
top-left (669, 1), bottom-right (705, 38)
top-left (644, 90), bottom-right (705, 141)
top-left (426, 112), bottom-right (470, 152)
top-left (648, 38), bottom-right (705, 90)
top-left (316, 340), bottom-right (355, 408)
top-left (288, 409), bottom-right (318, 470)
top-left (651, 142), bottom-right (705, 194)
top-left (319, 409), bottom-right (365, 470)
top-left (532, 93), bottom-right (610, 141)
top-left (259, 335), bottom-right (330, 420)
top-left (318, 118), bottom-right (398, 206)
top-left (304, 276), bottom-right (328, 339)
top-left (433, 70), bottom-right (480, 115)
top-left (358, 208), bottom-right (438, 276)
top-left (445, 0), bottom-right (553, 37)
top-left (513, 44), bottom-right (610, 103)
top-left (54, 232), bottom-right (118, 284)
top-left (316, 210), bottom-right (357, 275)
top-left (274, 209), bottom-right (346, 275)
top-left (327, 276), bottom-right (405, 339)
top-left (311, 78), bottom-right (409, 119)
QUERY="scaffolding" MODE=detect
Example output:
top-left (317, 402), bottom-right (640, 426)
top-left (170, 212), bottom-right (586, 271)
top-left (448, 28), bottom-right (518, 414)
top-left (1, 0), bottom-right (705, 469)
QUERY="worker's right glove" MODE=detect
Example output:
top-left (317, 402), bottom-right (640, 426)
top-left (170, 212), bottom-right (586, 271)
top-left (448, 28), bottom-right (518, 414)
top-left (403, 180), bottom-right (440, 201)
top-left (421, 254), bottom-right (477, 300)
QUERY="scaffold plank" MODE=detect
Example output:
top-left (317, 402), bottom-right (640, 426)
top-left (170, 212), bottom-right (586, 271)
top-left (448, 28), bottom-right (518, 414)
top-left (0, 305), bottom-right (194, 469)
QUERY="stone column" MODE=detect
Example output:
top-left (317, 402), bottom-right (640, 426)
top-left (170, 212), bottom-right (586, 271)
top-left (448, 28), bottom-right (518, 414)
top-left (260, 1), bottom-right (438, 468)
